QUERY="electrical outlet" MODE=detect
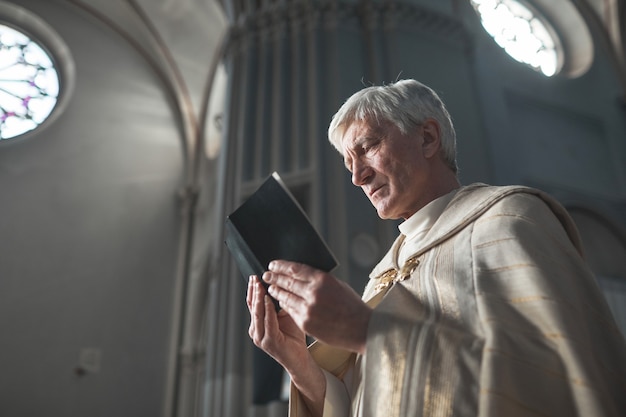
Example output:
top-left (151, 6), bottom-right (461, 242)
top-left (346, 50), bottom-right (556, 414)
top-left (79, 348), bottom-right (102, 373)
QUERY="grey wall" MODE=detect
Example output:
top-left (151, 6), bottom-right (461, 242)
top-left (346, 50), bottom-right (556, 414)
top-left (0, 1), bottom-right (190, 416)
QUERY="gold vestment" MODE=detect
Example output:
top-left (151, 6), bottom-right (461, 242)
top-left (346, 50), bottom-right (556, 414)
top-left (290, 184), bottom-right (626, 417)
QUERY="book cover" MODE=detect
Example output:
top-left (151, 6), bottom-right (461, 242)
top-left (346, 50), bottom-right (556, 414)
top-left (224, 172), bottom-right (338, 308)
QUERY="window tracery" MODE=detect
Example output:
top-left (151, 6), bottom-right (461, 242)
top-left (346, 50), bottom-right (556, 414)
top-left (470, 0), bottom-right (560, 76)
top-left (0, 23), bottom-right (59, 140)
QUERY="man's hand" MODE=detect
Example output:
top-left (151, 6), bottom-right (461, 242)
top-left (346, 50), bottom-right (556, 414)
top-left (247, 276), bottom-right (308, 368)
top-left (262, 260), bottom-right (372, 354)
top-left (246, 276), bottom-right (326, 417)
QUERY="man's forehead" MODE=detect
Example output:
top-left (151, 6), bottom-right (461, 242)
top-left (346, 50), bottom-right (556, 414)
top-left (342, 120), bottom-right (386, 144)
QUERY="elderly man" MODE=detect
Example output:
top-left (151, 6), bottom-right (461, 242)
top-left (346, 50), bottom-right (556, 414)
top-left (246, 79), bottom-right (626, 417)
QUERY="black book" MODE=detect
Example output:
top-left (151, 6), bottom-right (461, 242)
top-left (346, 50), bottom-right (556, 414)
top-left (224, 172), bottom-right (338, 309)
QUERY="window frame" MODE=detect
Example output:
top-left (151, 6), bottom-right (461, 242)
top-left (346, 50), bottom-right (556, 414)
top-left (0, 1), bottom-right (74, 141)
top-left (469, 0), bottom-right (594, 78)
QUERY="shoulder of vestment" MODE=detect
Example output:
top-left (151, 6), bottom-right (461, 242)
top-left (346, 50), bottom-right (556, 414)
top-left (368, 183), bottom-right (582, 279)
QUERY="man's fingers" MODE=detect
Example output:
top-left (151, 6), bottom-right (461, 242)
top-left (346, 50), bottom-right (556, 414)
top-left (263, 262), bottom-right (319, 299)
top-left (249, 278), bottom-right (266, 343)
top-left (267, 260), bottom-right (314, 280)
top-left (261, 295), bottom-right (279, 347)
top-left (246, 275), bottom-right (255, 310)
top-left (267, 282), bottom-right (304, 312)
top-left (263, 272), bottom-right (304, 295)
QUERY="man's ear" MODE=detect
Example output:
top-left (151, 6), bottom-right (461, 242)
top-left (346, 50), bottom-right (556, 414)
top-left (421, 118), bottom-right (442, 159)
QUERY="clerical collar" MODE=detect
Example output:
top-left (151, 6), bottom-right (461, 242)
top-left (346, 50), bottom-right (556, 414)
top-left (398, 189), bottom-right (459, 241)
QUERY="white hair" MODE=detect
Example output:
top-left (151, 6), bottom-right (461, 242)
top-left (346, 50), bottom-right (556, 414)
top-left (328, 79), bottom-right (458, 173)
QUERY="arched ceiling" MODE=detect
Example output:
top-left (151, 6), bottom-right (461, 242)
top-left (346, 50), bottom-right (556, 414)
top-left (64, 0), bottom-right (626, 98)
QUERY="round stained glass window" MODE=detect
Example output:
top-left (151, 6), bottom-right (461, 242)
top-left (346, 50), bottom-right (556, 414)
top-left (0, 23), bottom-right (60, 140)
top-left (470, 0), bottom-right (561, 77)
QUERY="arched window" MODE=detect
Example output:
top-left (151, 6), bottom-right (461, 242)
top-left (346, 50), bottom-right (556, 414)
top-left (470, 0), bottom-right (561, 76)
top-left (0, 23), bottom-right (60, 140)
top-left (0, 2), bottom-right (74, 142)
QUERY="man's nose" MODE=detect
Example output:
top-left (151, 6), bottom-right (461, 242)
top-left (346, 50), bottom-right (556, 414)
top-left (351, 160), bottom-right (372, 186)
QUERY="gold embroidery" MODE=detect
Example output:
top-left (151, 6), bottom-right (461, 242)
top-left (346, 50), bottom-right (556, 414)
top-left (399, 255), bottom-right (421, 281)
top-left (509, 295), bottom-right (554, 304)
top-left (373, 256), bottom-right (421, 292)
top-left (374, 269), bottom-right (397, 292)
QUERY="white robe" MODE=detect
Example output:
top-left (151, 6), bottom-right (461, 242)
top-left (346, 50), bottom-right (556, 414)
top-left (290, 184), bottom-right (626, 417)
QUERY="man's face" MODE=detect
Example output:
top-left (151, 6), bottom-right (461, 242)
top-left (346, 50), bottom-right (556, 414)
top-left (341, 119), bottom-right (434, 220)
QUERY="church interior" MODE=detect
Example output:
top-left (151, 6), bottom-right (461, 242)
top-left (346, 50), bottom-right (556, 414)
top-left (1, 0), bottom-right (625, 416)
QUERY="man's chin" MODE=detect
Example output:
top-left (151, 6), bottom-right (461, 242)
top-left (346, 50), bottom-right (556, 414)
top-left (373, 197), bottom-right (403, 219)
top-left (375, 207), bottom-right (395, 220)
top-left (375, 205), bottom-right (406, 220)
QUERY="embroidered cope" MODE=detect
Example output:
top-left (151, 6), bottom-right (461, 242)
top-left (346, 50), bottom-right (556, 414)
top-left (289, 184), bottom-right (626, 417)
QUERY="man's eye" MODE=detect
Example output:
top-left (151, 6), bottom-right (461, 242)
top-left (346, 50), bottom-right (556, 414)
top-left (363, 142), bottom-right (379, 153)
